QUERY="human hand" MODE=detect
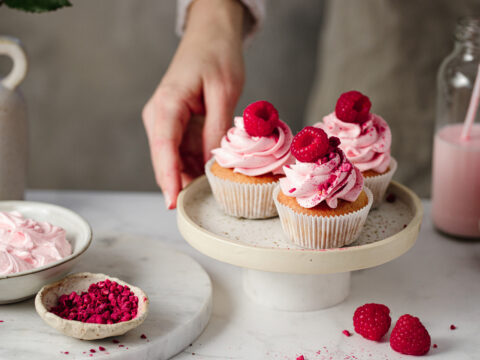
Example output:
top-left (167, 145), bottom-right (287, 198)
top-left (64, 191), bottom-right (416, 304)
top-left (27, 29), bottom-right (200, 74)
top-left (143, 0), bottom-right (245, 209)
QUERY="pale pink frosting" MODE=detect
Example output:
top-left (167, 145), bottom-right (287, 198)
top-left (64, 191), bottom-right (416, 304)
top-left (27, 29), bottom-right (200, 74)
top-left (280, 149), bottom-right (364, 209)
top-left (0, 211), bottom-right (72, 275)
top-left (212, 116), bottom-right (294, 176)
top-left (316, 113), bottom-right (391, 173)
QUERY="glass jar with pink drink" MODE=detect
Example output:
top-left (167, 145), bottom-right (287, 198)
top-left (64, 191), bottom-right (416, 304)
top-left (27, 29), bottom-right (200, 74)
top-left (433, 16), bottom-right (480, 238)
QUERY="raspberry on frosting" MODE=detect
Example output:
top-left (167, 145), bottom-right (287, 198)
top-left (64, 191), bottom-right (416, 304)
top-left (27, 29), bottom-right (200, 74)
top-left (290, 126), bottom-right (329, 163)
top-left (335, 90), bottom-right (371, 124)
top-left (243, 100), bottom-right (279, 137)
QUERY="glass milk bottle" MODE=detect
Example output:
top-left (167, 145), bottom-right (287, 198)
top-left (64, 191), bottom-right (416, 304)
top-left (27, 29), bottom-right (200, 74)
top-left (432, 16), bottom-right (480, 238)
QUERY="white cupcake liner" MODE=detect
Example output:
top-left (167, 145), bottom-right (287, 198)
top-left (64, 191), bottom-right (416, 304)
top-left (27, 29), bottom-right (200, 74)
top-left (205, 158), bottom-right (279, 219)
top-left (273, 186), bottom-right (373, 249)
top-left (363, 157), bottom-right (397, 208)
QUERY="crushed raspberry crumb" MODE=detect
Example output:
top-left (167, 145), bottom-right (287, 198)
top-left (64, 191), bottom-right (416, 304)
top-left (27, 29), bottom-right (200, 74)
top-left (353, 303), bottom-right (391, 341)
top-left (291, 127), bottom-right (329, 162)
top-left (90, 349), bottom-right (96, 353)
top-left (433, 344), bottom-right (438, 348)
top-left (112, 339), bottom-right (119, 344)
top-left (335, 90), bottom-right (371, 124)
top-left (386, 193), bottom-right (396, 203)
top-left (141, 334), bottom-right (147, 339)
top-left (342, 330), bottom-right (352, 337)
top-left (99, 346), bottom-right (106, 351)
top-left (450, 324), bottom-right (456, 330)
top-left (243, 100), bottom-right (279, 137)
top-left (289, 188), bottom-right (296, 193)
top-left (390, 314), bottom-right (431, 356)
top-left (119, 345), bottom-right (124, 348)
top-left (296, 356), bottom-right (305, 360)
top-left (50, 278), bottom-right (139, 324)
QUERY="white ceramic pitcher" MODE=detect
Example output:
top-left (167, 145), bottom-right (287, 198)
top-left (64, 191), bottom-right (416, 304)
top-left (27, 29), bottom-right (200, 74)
top-left (0, 36), bottom-right (28, 200)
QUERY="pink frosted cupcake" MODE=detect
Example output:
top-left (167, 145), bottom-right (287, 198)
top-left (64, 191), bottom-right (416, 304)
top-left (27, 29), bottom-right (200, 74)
top-left (315, 90), bottom-right (397, 208)
top-left (206, 101), bottom-right (294, 219)
top-left (273, 127), bottom-right (373, 249)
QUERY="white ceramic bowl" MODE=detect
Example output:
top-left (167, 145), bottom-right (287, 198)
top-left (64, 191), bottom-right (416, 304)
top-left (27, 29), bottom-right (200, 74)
top-left (0, 201), bottom-right (92, 304)
top-left (35, 272), bottom-right (149, 340)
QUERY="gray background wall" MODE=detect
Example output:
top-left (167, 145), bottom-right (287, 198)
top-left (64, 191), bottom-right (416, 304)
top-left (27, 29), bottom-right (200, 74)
top-left (0, 1), bottom-right (322, 191)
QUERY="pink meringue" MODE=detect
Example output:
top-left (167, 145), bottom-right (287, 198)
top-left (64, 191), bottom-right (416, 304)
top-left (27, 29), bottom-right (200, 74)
top-left (0, 211), bottom-right (71, 275)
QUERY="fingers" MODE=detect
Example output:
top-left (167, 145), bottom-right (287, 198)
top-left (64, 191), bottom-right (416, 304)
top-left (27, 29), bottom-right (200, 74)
top-left (143, 89), bottom-right (190, 209)
top-left (202, 80), bottom-right (237, 163)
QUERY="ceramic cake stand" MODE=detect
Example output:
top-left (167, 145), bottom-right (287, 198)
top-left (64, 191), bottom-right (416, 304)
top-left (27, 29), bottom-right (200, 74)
top-left (177, 176), bottom-right (423, 311)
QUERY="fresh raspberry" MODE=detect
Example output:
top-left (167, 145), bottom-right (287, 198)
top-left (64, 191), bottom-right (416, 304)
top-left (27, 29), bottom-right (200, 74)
top-left (353, 303), bottom-right (391, 341)
top-left (291, 127), bottom-right (329, 162)
top-left (390, 314), bottom-right (431, 356)
top-left (335, 90), bottom-right (371, 124)
top-left (243, 100), bottom-right (279, 136)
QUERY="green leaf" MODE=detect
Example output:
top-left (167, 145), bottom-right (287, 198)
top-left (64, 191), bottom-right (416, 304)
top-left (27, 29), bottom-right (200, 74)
top-left (3, 0), bottom-right (72, 13)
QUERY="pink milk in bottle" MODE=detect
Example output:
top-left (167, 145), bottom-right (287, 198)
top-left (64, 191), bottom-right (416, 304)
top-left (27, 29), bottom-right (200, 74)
top-left (432, 123), bottom-right (480, 238)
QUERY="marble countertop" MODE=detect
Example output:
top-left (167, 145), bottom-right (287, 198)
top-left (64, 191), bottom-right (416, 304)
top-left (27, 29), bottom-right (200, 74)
top-left (18, 190), bottom-right (480, 360)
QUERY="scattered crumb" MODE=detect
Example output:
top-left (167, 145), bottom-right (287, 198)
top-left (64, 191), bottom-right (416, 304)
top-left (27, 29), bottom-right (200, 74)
top-left (342, 330), bottom-right (352, 337)
top-left (90, 349), bottom-right (96, 353)
top-left (433, 344), bottom-right (438, 348)
top-left (112, 339), bottom-right (119, 344)
top-left (141, 334), bottom-right (147, 339)
top-left (296, 356), bottom-right (305, 360)
top-left (450, 324), bottom-right (457, 330)
top-left (119, 345), bottom-right (124, 348)
top-left (99, 346), bottom-right (106, 351)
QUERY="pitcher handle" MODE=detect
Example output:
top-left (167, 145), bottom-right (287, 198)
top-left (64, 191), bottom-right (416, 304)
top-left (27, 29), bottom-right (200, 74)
top-left (0, 36), bottom-right (28, 91)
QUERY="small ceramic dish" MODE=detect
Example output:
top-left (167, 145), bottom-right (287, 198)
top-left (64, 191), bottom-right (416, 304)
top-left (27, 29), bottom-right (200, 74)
top-left (35, 272), bottom-right (149, 340)
top-left (0, 201), bottom-right (92, 304)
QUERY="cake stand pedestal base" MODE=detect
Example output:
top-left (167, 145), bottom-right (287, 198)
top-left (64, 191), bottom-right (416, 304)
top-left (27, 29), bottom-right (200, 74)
top-left (242, 269), bottom-right (350, 311)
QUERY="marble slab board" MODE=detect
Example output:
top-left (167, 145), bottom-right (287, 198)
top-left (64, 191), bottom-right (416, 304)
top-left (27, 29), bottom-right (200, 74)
top-left (0, 235), bottom-right (212, 360)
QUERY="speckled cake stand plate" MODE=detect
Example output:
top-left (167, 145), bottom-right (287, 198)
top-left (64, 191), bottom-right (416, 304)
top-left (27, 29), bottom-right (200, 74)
top-left (177, 176), bottom-right (423, 312)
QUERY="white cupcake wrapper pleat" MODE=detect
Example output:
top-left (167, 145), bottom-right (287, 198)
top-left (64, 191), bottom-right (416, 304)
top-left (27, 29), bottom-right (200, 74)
top-left (273, 186), bottom-right (373, 249)
top-left (363, 157), bottom-right (397, 208)
top-left (205, 158), bottom-right (279, 219)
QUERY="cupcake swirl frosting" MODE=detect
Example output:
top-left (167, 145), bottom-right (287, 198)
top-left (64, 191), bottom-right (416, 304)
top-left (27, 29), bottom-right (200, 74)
top-left (317, 113), bottom-right (391, 173)
top-left (280, 149), bottom-right (363, 209)
top-left (0, 211), bottom-right (71, 275)
top-left (212, 116), bottom-right (293, 176)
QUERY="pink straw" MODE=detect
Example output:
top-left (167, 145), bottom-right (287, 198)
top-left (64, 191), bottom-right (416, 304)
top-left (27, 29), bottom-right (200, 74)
top-left (461, 63), bottom-right (480, 140)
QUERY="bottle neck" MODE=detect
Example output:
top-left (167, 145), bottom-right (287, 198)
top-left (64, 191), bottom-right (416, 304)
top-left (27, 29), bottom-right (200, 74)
top-left (455, 16), bottom-right (480, 54)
